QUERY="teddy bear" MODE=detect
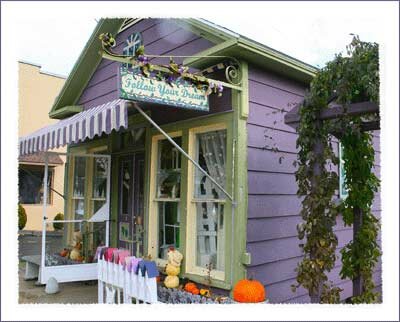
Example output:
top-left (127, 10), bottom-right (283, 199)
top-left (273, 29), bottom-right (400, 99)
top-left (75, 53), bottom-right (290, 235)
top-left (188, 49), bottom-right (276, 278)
top-left (163, 247), bottom-right (183, 288)
top-left (69, 230), bottom-right (83, 261)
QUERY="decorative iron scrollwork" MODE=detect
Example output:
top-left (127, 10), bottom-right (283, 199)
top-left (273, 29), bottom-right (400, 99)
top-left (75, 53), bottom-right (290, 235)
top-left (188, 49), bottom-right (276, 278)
top-left (225, 62), bottom-right (242, 86)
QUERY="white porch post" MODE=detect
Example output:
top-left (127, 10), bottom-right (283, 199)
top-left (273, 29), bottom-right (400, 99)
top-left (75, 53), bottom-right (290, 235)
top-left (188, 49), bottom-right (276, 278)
top-left (40, 152), bottom-right (49, 284)
top-left (105, 155), bottom-right (111, 247)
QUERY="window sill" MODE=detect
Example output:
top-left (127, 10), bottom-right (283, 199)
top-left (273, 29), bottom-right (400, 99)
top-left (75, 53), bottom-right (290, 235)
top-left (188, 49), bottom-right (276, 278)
top-left (155, 261), bottom-right (230, 290)
top-left (20, 203), bottom-right (53, 206)
top-left (182, 272), bottom-right (232, 291)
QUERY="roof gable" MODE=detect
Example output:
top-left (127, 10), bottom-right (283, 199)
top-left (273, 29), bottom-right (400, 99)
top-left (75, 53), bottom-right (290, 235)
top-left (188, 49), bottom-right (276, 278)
top-left (49, 18), bottom-right (123, 118)
top-left (50, 18), bottom-right (317, 119)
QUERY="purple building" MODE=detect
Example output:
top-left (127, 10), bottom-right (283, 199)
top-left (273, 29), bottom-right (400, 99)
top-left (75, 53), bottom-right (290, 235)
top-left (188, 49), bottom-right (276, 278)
top-left (19, 18), bottom-right (381, 303)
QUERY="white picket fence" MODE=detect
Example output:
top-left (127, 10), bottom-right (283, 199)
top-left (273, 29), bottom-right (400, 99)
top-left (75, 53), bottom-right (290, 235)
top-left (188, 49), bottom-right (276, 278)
top-left (97, 258), bottom-right (158, 304)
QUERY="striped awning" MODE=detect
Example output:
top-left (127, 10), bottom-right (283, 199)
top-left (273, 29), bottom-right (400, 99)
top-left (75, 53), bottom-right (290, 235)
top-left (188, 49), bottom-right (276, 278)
top-left (19, 99), bottom-right (128, 156)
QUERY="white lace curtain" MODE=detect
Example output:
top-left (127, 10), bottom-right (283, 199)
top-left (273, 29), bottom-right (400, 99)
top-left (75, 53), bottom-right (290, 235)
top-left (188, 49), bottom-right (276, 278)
top-left (198, 130), bottom-right (227, 198)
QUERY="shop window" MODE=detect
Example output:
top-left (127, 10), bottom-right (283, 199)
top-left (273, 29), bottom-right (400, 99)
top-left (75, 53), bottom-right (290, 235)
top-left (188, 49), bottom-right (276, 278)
top-left (158, 202), bottom-right (180, 259)
top-left (67, 151), bottom-right (109, 259)
top-left (122, 32), bottom-right (142, 69)
top-left (155, 137), bottom-right (182, 260)
top-left (18, 165), bottom-right (53, 204)
top-left (71, 156), bottom-right (86, 230)
top-left (192, 130), bottom-right (227, 272)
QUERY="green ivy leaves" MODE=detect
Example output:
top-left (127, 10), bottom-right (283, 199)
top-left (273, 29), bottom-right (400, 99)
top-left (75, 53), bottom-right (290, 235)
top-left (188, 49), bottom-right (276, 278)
top-left (293, 36), bottom-right (380, 304)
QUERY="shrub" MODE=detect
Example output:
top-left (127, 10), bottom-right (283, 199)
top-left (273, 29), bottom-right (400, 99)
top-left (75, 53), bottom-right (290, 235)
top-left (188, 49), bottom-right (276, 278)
top-left (18, 204), bottom-right (27, 230)
top-left (53, 213), bottom-right (64, 230)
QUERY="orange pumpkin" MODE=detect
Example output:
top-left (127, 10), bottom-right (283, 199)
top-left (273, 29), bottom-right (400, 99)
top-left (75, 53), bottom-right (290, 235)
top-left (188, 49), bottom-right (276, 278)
top-left (184, 282), bottom-right (197, 293)
top-left (191, 287), bottom-right (200, 295)
top-left (233, 279), bottom-right (265, 303)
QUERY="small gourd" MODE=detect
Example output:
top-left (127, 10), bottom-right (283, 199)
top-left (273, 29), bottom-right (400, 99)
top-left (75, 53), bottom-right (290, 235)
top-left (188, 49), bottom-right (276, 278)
top-left (233, 278), bottom-right (266, 303)
top-left (200, 289), bottom-right (211, 297)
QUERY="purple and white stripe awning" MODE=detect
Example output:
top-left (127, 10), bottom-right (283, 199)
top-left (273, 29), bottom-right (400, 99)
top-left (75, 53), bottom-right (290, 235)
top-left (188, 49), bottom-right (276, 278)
top-left (19, 99), bottom-right (128, 156)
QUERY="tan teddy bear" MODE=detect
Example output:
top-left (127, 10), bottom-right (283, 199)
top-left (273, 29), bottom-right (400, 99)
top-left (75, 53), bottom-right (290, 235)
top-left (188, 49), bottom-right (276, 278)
top-left (69, 230), bottom-right (83, 261)
top-left (164, 247), bottom-right (183, 288)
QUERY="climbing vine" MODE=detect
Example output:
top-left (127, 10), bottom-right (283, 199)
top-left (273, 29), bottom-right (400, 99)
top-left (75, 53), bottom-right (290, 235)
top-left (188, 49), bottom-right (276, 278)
top-left (292, 36), bottom-right (380, 303)
top-left (99, 32), bottom-right (226, 96)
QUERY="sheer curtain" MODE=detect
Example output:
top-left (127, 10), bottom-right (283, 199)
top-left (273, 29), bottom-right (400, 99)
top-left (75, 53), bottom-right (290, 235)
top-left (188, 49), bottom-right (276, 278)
top-left (196, 130), bottom-right (226, 271)
top-left (199, 130), bottom-right (227, 196)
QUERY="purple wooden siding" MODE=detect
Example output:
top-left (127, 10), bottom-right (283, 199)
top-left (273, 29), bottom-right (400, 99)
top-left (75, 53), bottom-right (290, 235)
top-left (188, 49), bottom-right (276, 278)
top-left (246, 65), bottom-right (382, 303)
top-left (78, 19), bottom-right (215, 110)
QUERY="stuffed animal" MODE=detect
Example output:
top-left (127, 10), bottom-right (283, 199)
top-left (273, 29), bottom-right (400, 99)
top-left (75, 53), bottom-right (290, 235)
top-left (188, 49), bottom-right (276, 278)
top-left (69, 230), bottom-right (83, 261)
top-left (164, 247), bottom-right (183, 288)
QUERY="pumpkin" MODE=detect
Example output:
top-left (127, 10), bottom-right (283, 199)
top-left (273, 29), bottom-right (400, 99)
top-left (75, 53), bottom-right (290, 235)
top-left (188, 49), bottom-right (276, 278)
top-left (184, 282), bottom-right (200, 295)
top-left (165, 263), bottom-right (180, 276)
top-left (164, 275), bottom-right (179, 288)
top-left (184, 282), bottom-right (197, 293)
top-left (233, 279), bottom-right (265, 303)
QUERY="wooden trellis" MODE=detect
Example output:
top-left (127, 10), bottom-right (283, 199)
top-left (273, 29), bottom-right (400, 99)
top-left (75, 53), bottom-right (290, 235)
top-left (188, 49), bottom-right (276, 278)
top-left (284, 100), bottom-right (380, 302)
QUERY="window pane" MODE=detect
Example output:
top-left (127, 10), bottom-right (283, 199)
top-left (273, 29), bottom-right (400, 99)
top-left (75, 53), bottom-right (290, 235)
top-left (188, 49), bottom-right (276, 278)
top-left (18, 165), bottom-right (52, 204)
top-left (121, 127), bottom-right (146, 150)
top-left (93, 157), bottom-right (108, 199)
top-left (92, 200), bottom-right (105, 214)
top-left (196, 202), bottom-right (224, 271)
top-left (121, 160), bottom-right (132, 215)
top-left (157, 138), bottom-right (182, 199)
top-left (74, 199), bottom-right (85, 230)
top-left (137, 159), bottom-right (145, 217)
top-left (158, 202), bottom-right (180, 260)
top-left (73, 157), bottom-right (86, 197)
top-left (45, 221), bottom-right (106, 266)
top-left (194, 130), bottom-right (227, 199)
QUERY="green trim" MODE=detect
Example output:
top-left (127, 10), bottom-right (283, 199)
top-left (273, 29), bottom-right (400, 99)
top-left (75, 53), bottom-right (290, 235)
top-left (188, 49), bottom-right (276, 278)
top-left (49, 105), bottom-right (83, 119)
top-left (68, 137), bottom-right (110, 151)
top-left (146, 111), bottom-right (235, 289)
top-left (183, 272), bottom-right (232, 290)
top-left (143, 125), bottom-right (152, 255)
top-left (149, 112), bottom-right (233, 135)
top-left (178, 129), bottom-right (189, 272)
top-left (49, 18), bottom-right (124, 119)
top-left (184, 38), bottom-right (317, 84)
top-left (230, 61), bottom-right (249, 292)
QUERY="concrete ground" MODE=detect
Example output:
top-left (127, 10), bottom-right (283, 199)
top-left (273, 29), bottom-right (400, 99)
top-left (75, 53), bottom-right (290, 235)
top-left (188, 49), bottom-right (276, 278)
top-left (18, 261), bottom-right (98, 304)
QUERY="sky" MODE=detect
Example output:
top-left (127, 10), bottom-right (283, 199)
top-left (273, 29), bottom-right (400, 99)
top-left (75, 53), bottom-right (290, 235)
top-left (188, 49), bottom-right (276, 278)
top-left (8, 2), bottom-right (398, 77)
top-left (1, 2), bottom-right (399, 321)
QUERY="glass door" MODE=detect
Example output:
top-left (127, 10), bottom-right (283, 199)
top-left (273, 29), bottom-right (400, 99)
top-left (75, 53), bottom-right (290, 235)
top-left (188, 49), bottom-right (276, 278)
top-left (118, 153), bottom-right (145, 256)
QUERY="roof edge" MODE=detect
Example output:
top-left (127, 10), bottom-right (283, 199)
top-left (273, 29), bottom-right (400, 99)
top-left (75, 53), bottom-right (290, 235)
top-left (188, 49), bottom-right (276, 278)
top-left (184, 38), bottom-right (317, 84)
